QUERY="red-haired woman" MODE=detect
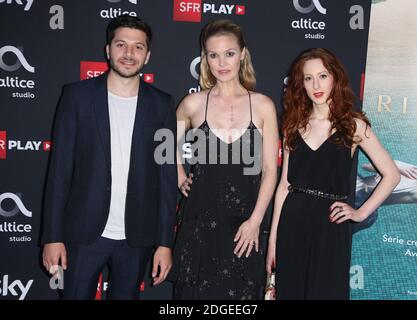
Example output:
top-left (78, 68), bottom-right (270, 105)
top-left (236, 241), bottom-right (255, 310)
top-left (266, 48), bottom-right (400, 299)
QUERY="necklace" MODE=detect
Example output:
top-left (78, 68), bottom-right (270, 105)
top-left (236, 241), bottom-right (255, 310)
top-left (230, 105), bottom-right (235, 122)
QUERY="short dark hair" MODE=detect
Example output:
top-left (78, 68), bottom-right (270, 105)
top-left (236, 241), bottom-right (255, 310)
top-left (106, 15), bottom-right (152, 50)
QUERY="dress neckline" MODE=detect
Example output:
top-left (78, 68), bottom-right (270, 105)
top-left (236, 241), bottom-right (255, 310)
top-left (297, 130), bottom-right (337, 152)
top-left (197, 120), bottom-right (259, 145)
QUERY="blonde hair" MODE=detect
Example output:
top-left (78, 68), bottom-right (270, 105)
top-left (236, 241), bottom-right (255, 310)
top-left (199, 20), bottom-right (256, 90)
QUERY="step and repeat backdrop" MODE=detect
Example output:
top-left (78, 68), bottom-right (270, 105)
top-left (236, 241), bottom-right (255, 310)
top-left (1, 0), bottom-right (373, 299)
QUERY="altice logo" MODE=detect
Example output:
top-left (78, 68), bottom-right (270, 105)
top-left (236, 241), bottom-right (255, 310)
top-left (0, 46), bottom-right (35, 73)
top-left (293, 0), bottom-right (326, 15)
top-left (190, 56), bottom-right (200, 80)
top-left (0, 46), bottom-right (36, 98)
top-left (291, 0), bottom-right (327, 39)
top-left (0, 192), bottom-right (32, 218)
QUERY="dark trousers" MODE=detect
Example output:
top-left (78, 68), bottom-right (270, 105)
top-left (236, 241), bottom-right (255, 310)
top-left (61, 237), bottom-right (152, 300)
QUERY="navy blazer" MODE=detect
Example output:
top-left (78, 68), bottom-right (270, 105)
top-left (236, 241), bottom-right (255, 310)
top-left (41, 73), bottom-right (177, 248)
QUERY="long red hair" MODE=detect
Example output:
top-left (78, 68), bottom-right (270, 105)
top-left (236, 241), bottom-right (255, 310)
top-left (283, 48), bottom-right (370, 151)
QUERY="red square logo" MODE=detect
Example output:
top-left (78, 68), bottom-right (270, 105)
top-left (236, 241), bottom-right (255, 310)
top-left (80, 61), bottom-right (108, 80)
top-left (235, 5), bottom-right (245, 15)
top-left (173, 0), bottom-right (202, 22)
top-left (0, 131), bottom-right (6, 160)
top-left (43, 141), bottom-right (51, 151)
top-left (143, 73), bottom-right (154, 83)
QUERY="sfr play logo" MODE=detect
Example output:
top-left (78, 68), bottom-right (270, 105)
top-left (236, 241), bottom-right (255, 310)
top-left (173, 0), bottom-right (246, 22)
top-left (0, 131), bottom-right (51, 160)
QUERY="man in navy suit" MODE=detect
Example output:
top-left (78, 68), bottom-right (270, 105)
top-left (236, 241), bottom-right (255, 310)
top-left (41, 15), bottom-right (177, 299)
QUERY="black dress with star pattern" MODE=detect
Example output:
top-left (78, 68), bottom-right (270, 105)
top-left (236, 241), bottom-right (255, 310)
top-left (168, 90), bottom-right (264, 300)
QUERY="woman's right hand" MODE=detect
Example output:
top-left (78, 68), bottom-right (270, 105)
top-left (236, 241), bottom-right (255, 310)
top-left (266, 240), bottom-right (276, 274)
top-left (179, 173), bottom-right (193, 197)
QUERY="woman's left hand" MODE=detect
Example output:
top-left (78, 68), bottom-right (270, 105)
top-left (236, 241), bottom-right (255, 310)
top-left (329, 201), bottom-right (365, 223)
top-left (233, 219), bottom-right (260, 258)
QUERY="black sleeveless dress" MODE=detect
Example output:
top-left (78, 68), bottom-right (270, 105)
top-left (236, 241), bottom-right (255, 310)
top-left (276, 132), bottom-right (353, 300)
top-left (169, 90), bottom-right (264, 300)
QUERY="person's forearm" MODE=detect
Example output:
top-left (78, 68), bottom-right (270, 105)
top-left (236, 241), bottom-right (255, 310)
top-left (249, 167), bottom-right (277, 226)
top-left (268, 182), bottom-right (289, 244)
top-left (358, 170), bottom-right (400, 219)
top-left (176, 143), bottom-right (188, 187)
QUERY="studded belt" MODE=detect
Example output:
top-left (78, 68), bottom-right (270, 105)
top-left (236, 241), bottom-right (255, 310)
top-left (288, 185), bottom-right (348, 201)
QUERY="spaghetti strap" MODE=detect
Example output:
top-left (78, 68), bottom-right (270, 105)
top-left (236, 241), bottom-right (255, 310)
top-left (204, 88), bottom-right (212, 121)
top-left (247, 90), bottom-right (253, 122)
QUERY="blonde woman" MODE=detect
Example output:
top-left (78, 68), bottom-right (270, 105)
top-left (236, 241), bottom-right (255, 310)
top-left (168, 20), bottom-right (278, 300)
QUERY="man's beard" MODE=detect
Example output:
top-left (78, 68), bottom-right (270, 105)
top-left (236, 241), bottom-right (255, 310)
top-left (109, 58), bottom-right (141, 78)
